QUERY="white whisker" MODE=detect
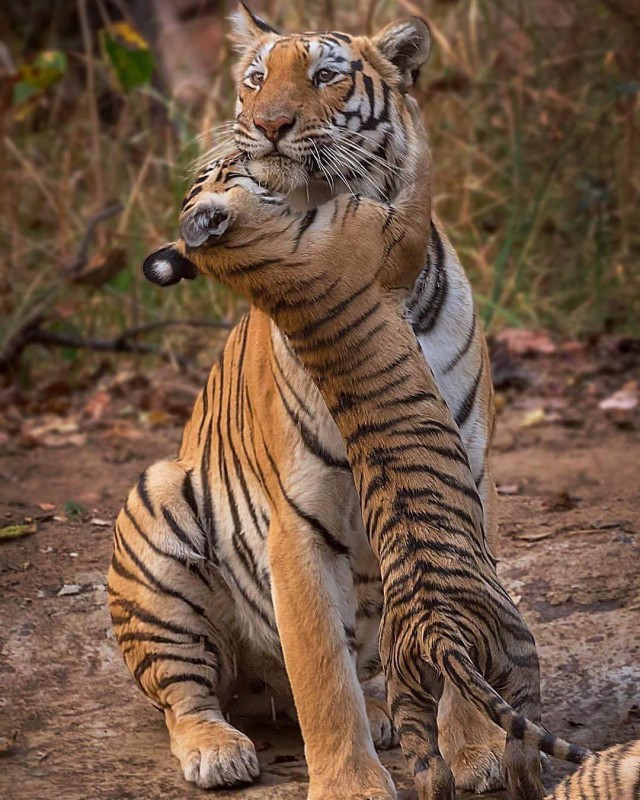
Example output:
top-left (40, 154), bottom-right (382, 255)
top-left (320, 146), bottom-right (358, 199)
top-left (331, 130), bottom-right (405, 177)
top-left (325, 134), bottom-right (383, 196)
top-left (308, 139), bottom-right (335, 194)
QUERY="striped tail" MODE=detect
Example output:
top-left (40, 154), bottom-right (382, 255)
top-left (432, 641), bottom-right (591, 764)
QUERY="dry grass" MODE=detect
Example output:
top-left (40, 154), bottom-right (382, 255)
top-left (2, 0), bottom-right (638, 383)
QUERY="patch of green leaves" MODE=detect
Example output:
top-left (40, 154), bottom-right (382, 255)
top-left (100, 22), bottom-right (154, 92)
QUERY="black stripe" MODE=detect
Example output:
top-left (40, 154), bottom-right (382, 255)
top-left (455, 363), bottom-right (483, 428)
top-left (161, 506), bottom-right (206, 559)
top-left (196, 369), bottom-right (211, 444)
top-left (444, 309), bottom-right (476, 374)
top-left (115, 523), bottom-right (208, 617)
top-left (412, 225), bottom-right (448, 335)
top-left (137, 470), bottom-right (155, 518)
top-left (293, 208), bottom-right (317, 250)
top-left (261, 439), bottom-right (350, 557)
top-left (122, 503), bottom-right (210, 586)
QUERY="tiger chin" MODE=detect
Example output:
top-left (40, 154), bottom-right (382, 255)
top-left (108, 4), bottom-right (503, 797)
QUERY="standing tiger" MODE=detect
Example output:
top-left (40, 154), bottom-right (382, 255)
top-left (143, 94), bottom-right (590, 800)
top-left (108, 6), bottom-right (502, 796)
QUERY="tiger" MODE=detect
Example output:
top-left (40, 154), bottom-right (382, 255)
top-left (107, 6), bottom-right (503, 796)
top-left (140, 95), bottom-right (591, 800)
top-left (544, 740), bottom-right (640, 799)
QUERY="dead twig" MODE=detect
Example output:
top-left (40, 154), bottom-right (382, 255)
top-left (22, 327), bottom-right (191, 369)
top-left (0, 203), bottom-right (124, 372)
top-left (0, 318), bottom-right (231, 373)
top-left (115, 319), bottom-right (231, 344)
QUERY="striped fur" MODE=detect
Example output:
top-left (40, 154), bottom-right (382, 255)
top-left (140, 105), bottom-right (592, 800)
top-left (108, 10), bottom-right (503, 798)
top-left (545, 740), bottom-right (640, 799)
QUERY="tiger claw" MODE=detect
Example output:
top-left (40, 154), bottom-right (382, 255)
top-left (181, 193), bottom-right (231, 247)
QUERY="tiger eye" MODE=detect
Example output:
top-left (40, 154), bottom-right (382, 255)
top-left (316, 69), bottom-right (336, 84)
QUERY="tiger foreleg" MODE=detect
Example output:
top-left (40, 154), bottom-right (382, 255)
top-left (437, 680), bottom-right (505, 792)
top-left (500, 671), bottom-right (544, 800)
top-left (362, 674), bottom-right (398, 751)
top-left (268, 513), bottom-right (396, 800)
top-left (384, 664), bottom-right (455, 800)
top-left (108, 459), bottom-right (259, 789)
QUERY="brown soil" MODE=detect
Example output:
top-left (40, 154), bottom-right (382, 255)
top-left (1, 345), bottom-right (639, 800)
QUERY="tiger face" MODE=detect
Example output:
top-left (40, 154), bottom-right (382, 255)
top-left (228, 5), bottom-right (431, 199)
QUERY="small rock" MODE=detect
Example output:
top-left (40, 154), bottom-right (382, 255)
top-left (497, 483), bottom-right (520, 496)
top-left (546, 590), bottom-right (572, 606)
top-left (543, 491), bottom-right (578, 513)
top-left (57, 584), bottom-right (81, 597)
top-left (0, 731), bottom-right (18, 754)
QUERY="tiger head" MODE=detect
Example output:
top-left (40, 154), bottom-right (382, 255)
top-left (225, 4), bottom-right (431, 200)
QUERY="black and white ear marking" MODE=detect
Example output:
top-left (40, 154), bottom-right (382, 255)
top-left (142, 245), bottom-right (198, 287)
top-left (230, 2), bottom-right (279, 48)
top-left (373, 17), bottom-right (431, 89)
top-left (181, 200), bottom-right (231, 248)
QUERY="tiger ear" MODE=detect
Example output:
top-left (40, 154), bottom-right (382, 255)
top-left (373, 17), bottom-right (431, 89)
top-left (142, 243), bottom-right (198, 287)
top-left (229, 2), bottom-right (279, 49)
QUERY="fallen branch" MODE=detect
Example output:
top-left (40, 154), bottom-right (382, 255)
top-left (0, 317), bottom-right (233, 372)
top-left (0, 202), bottom-right (124, 372)
top-left (24, 327), bottom-right (191, 369)
top-left (115, 318), bottom-right (231, 344)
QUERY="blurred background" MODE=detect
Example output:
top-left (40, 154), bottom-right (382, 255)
top-left (2, 0), bottom-right (639, 391)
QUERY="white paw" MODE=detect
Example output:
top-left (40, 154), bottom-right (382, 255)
top-left (171, 718), bottom-right (259, 788)
top-left (365, 696), bottom-right (398, 751)
top-left (181, 192), bottom-right (231, 247)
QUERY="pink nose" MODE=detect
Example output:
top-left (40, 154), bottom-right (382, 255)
top-left (253, 115), bottom-right (295, 142)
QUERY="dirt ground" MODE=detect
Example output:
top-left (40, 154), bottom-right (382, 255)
top-left (1, 338), bottom-right (639, 800)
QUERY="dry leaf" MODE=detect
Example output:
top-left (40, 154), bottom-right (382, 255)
top-left (83, 390), bottom-right (110, 422)
top-left (37, 502), bottom-right (56, 511)
top-left (90, 517), bottom-right (111, 527)
top-left (599, 382), bottom-right (638, 413)
top-left (20, 416), bottom-right (87, 448)
top-left (497, 483), bottom-right (520, 495)
top-left (521, 408), bottom-right (546, 428)
top-left (140, 410), bottom-right (171, 428)
top-left (496, 328), bottom-right (556, 357)
top-left (0, 522), bottom-right (37, 541)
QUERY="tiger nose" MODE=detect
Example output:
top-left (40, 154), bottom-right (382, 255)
top-left (253, 114), bottom-right (295, 142)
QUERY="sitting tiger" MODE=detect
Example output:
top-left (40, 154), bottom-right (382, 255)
top-left (545, 740), bottom-right (640, 799)
top-left (143, 96), bottom-right (591, 800)
top-left (108, 6), bottom-right (503, 796)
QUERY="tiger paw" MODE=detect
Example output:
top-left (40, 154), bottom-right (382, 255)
top-left (308, 758), bottom-right (396, 800)
top-left (448, 742), bottom-right (504, 793)
top-left (169, 716), bottom-right (259, 788)
top-left (181, 192), bottom-right (232, 248)
top-left (365, 694), bottom-right (398, 750)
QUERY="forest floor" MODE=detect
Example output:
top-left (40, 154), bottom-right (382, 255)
top-left (1, 334), bottom-right (639, 800)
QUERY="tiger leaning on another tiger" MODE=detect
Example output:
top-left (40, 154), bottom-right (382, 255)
top-left (144, 94), bottom-right (593, 800)
top-left (108, 5), bottom-right (505, 796)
